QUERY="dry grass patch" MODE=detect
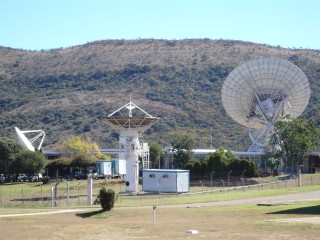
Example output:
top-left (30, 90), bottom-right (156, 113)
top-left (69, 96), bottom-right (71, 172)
top-left (1, 201), bottom-right (320, 240)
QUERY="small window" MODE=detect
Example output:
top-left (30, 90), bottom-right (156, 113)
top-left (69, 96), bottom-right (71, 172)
top-left (163, 174), bottom-right (169, 178)
top-left (149, 174), bottom-right (155, 178)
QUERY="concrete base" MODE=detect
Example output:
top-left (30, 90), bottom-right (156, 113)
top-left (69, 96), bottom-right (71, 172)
top-left (186, 230), bottom-right (199, 234)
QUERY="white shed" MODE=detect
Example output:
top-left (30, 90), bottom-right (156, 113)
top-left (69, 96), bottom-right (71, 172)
top-left (142, 169), bottom-right (189, 193)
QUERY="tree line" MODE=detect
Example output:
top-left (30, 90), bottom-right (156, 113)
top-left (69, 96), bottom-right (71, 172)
top-left (0, 136), bottom-right (110, 180)
top-left (150, 115), bottom-right (320, 177)
top-left (1, 115), bottom-right (319, 181)
top-left (149, 132), bottom-right (257, 177)
top-left (0, 137), bottom-right (46, 176)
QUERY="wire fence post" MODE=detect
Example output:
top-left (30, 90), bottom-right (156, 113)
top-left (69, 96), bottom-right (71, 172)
top-left (22, 186), bottom-right (24, 206)
top-left (228, 170), bottom-right (232, 186)
top-left (51, 187), bottom-right (54, 207)
top-left (240, 178), bottom-right (244, 191)
top-left (78, 182), bottom-right (82, 206)
top-left (153, 206), bottom-right (157, 226)
top-left (9, 191), bottom-right (11, 207)
top-left (221, 179), bottom-right (225, 190)
top-left (210, 171), bottom-right (214, 192)
top-left (199, 181), bottom-right (203, 193)
top-left (40, 184), bottom-right (43, 207)
top-left (30, 192), bottom-right (32, 208)
top-left (0, 187), bottom-right (2, 208)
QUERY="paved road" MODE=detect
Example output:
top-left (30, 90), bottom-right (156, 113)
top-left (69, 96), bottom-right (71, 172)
top-left (157, 190), bottom-right (320, 209)
top-left (157, 190), bottom-right (320, 224)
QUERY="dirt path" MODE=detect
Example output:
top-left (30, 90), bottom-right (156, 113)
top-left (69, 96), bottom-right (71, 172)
top-left (0, 209), bottom-right (85, 218)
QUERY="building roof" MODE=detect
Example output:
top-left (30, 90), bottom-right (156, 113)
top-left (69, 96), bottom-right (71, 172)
top-left (142, 169), bottom-right (189, 173)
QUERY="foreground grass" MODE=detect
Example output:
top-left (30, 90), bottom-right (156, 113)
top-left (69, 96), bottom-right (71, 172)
top-left (1, 190), bottom-right (320, 239)
top-left (79, 199), bottom-right (320, 240)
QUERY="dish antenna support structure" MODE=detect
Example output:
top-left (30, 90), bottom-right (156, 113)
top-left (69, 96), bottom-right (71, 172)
top-left (106, 100), bottom-right (159, 192)
top-left (15, 127), bottom-right (46, 151)
top-left (221, 57), bottom-right (310, 153)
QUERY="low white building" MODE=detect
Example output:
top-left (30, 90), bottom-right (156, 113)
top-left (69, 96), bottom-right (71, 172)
top-left (142, 169), bottom-right (190, 193)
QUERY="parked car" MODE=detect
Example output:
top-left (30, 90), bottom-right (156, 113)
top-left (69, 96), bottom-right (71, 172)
top-left (29, 173), bottom-right (43, 182)
top-left (17, 174), bottom-right (28, 182)
top-left (64, 175), bottom-right (74, 181)
top-left (88, 172), bottom-right (99, 180)
top-left (6, 174), bottom-right (17, 182)
top-left (74, 172), bottom-right (87, 180)
top-left (0, 174), bottom-right (5, 183)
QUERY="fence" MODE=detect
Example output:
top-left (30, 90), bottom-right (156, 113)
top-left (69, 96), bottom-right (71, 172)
top-left (0, 174), bottom-right (320, 208)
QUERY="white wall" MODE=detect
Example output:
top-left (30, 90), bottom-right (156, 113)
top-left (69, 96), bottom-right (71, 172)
top-left (142, 170), bottom-right (189, 193)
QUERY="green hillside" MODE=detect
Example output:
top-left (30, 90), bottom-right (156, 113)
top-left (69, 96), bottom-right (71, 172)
top-left (1, 39), bottom-right (320, 151)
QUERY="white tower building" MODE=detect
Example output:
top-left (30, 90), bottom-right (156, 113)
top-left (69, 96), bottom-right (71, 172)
top-left (106, 100), bottom-right (158, 192)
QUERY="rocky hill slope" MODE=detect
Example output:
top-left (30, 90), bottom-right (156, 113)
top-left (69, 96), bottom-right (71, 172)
top-left (1, 39), bottom-right (320, 151)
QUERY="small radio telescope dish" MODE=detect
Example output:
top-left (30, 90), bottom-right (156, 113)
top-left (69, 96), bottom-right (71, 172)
top-left (221, 57), bottom-right (310, 152)
top-left (15, 127), bottom-right (46, 151)
top-left (106, 101), bottom-right (159, 132)
top-left (106, 100), bottom-right (159, 192)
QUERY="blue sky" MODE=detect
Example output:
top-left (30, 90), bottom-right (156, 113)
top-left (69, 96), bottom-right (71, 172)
top-left (1, 0), bottom-right (319, 50)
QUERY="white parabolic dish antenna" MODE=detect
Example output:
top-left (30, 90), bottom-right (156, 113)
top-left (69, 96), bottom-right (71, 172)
top-left (221, 57), bottom-right (311, 152)
top-left (15, 127), bottom-right (46, 151)
top-left (106, 100), bottom-right (159, 192)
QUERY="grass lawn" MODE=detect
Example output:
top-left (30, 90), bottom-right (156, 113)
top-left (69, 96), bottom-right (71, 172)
top-left (1, 199), bottom-right (320, 240)
top-left (1, 174), bottom-right (320, 239)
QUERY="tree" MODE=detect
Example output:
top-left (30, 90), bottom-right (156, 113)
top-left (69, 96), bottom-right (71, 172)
top-left (65, 136), bottom-right (111, 172)
top-left (193, 161), bottom-right (202, 173)
top-left (228, 157), bottom-right (241, 173)
top-left (266, 157), bottom-right (283, 174)
top-left (10, 150), bottom-right (46, 174)
top-left (148, 142), bottom-right (162, 168)
top-left (71, 155), bottom-right (96, 168)
top-left (207, 148), bottom-right (228, 175)
top-left (96, 153), bottom-right (111, 160)
top-left (185, 161), bottom-right (195, 173)
top-left (170, 132), bottom-right (195, 169)
top-left (269, 116), bottom-right (320, 172)
top-left (237, 159), bottom-right (257, 177)
top-left (0, 137), bottom-right (23, 173)
top-left (46, 156), bottom-right (72, 178)
top-left (65, 136), bottom-right (102, 160)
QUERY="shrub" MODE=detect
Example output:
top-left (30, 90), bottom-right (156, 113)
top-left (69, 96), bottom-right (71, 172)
top-left (42, 176), bottom-right (51, 184)
top-left (95, 186), bottom-right (117, 211)
top-left (185, 162), bottom-right (194, 173)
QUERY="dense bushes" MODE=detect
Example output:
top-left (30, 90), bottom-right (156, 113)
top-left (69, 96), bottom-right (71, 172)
top-left (185, 148), bottom-right (257, 177)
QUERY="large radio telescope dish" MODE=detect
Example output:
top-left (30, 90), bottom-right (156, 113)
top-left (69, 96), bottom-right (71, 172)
top-left (221, 57), bottom-right (310, 152)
